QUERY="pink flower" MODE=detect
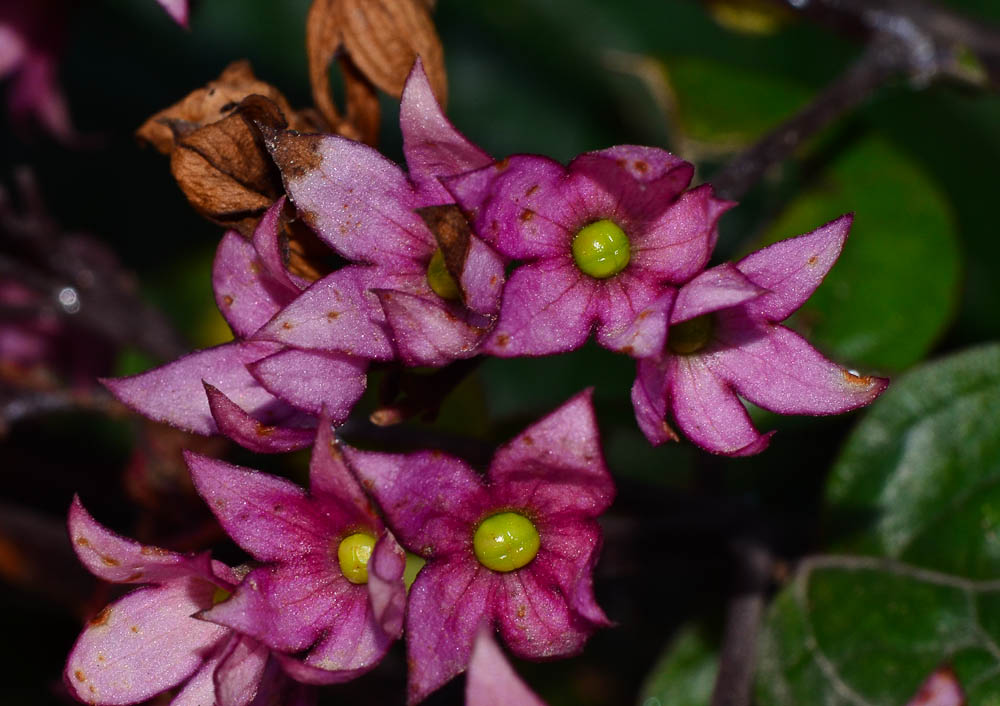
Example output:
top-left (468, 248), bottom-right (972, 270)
top-left (906, 665), bottom-right (964, 706)
top-left (64, 497), bottom-right (313, 706)
top-left (443, 146), bottom-right (732, 357)
top-left (631, 214), bottom-right (888, 456)
top-left (466, 628), bottom-right (546, 706)
top-left (155, 0), bottom-right (189, 28)
top-left (345, 390), bottom-right (614, 703)
top-left (185, 412), bottom-right (407, 681)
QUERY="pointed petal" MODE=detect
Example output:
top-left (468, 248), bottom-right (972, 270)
top-left (671, 263), bottom-right (768, 324)
top-left (305, 589), bottom-right (392, 672)
top-left (309, 410), bottom-right (377, 524)
top-left (375, 289), bottom-right (489, 366)
top-left (406, 558), bottom-right (493, 705)
top-left (368, 531), bottom-right (407, 639)
top-left (68, 497), bottom-right (215, 585)
top-left (214, 230), bottom-right (295, 338)
top-left (484, 259), bottom-right (593, 357)
top-left (444, 156), bottom-right (571, 259)
top-left (906, 666), bottom-right (965, 706)
top-left (466, 628), bottom-right (546, 706)
top-left (635, 184), bottom-right (734, 282)
top-left (205, 383), bottom-right (316, 453)
top-left (669, 355), bottom-right (773, 456)
top-left (591, 274), bottom-right (671, 357)
top-left (570, 145), bottom-right (690, 184)
top-left (401, 59), bottom-right (492, 205)
top-left (170, 639), bottom-right (228, 706)
top-left (344, 448), bottom-right (490, 557)
top-left (102, 341), bottom-right (290, 435)
top-left (254, 266), bottom-right (395, 360)
top-left (268, 132), bottom-right (432, 266)
top-left (630, 357), bottom-right (679, 446)
top-left (272, 652), bottom-right (369, 686)
top-left (252, 197), bottom-right (309, 292)
top-left (214, 636), bottom-right (269, 706)
top-left (248, 347), bottom-right (367, 420)
top-left (185, 452), bottom-right (329, 561)
top-left (736, 214), bottom-right (852, 322)
top-left (156, 0), bottom-right (189, 27)
top-left (706, 315), bottom-right (888, 415)
top-left (488, 390), bottom-right (614, 518)
top-left (65, 580), bottom-right (227, 705)
top-left (460, 236), bottom-right (505, 316)
top-left (249, 661), bottom-right (316, 704)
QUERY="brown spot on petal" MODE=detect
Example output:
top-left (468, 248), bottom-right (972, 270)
top-left (74, 670), bottom-right (86, 682)
top-left (522, 435), bottom-right (534, 446)
top-left (807, 255), bottom-right (818, 266)
top-left (842, 369), bottom-right (874, 386)
top-left (362, 479), bottom-right (375, 491)
top-left (75, 537), bottom-right (90, 547)
top-left (141, 546), bottom-right (170, 557)
top-left (634, 160), bottom-right (649, 173)
top-left (130, 625), bottom-right (140, 633)
top-left (519, 209), bottom-right (534, 223)
top-left (256, 423), bottom-right (275, 437)
top-left (223, 295), bottom-right (234, 306)
top-left (495, 333), bottom-right (510, 347)
top-left (621, 345), bottom-right (634, 355)
top-left (125, 571), bottom-right (144, 582)
top-left (638, 311), bottom-right (650, 320)
top-left (495, 157), bottom-right (510, 171)
top-left (97, 654), bottom-right (106, 662)
top-left (615, 158), bottom-right (627, 168)
top-left (327, 310), bottom-right (340, 320)
top-left (282, 321), bottom-right (294, 330)
top-left (517, 604), bottom-right (527, 618)
top-left (273, 504), bottom-right (284, 513)
top-left (489, 275), bottom-right (498, 285)
top-left (88, 607), bottom-right (111, 628)
top-left (101, 555), bottom-right (120, 567)
top-left (525, 184), bottom-right (539, 197)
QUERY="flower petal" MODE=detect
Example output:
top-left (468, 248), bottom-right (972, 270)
top-left (268, 132), bottom-right (432, 266)
top-left (251, 197), bottom-right (309, 292)
top-left (669, 354), bottom-right (773, 456)
top-left (68, 496), bottom-right (215, 585)
top-left (406, 557), bottom-right (493, 705)
top-left (466, 628), bottom-right (546, 706)
top-left (671, 263), bottom-right (768, 324)
top-left (906, 666), bottom-right (964, 706)
top-left (400, 59), bottom-right (492, 205)
top-left (367, 531), bottom-right (407, 639)
top-left (591, 274), bottom-right (672, 357)
top-left (254, 266), bottom-right (395, 360)
top-left (305, 587), bottom-right (392, 672)
top-left (102, 341), bottom-right (290, 435)
top-left (170, 639), bottom-right (228, 706)
top-left (706, 315), bottom-right (888, 415)
top-left (375, 289), bottom-right (490, 366)
top-left (65, 580), bottom-right (228, 705)
top-left (248, 347), bottom-right (367, 419)
top-left (344, 447), bottom-right (490, 557)
top-left (488, 390), bottom-right (614, 519)
top-left (484, 259), bottom-right (593, 357)
top-left (214, 635), bottom-right (269, 706)
top-left (309, 410), bottom-right (377, 525)
top-left (736, 214), bottom-right (852, 322)
top-left (156, 0), bottom-right (189, 27)
top-left (460, 236), bottom-right (506, 316)
top-left (213, 230), bottom-right (295, 338)
top-left (630, 357), bottom-right (680, 446)
top-left (185, 452), bottom-right (329, 560)
top-left (272, 652), bottom-right (368, 686)
top-left (205, 382), bottom-right (316, 453)
top-left (444, 155), bottom-right (571, 259)
top-left (635, 184), bottom-right (734, 282)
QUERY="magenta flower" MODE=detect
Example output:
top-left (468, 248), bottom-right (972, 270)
top-left (155, 0), bottom-right (189, 27)
top-left (64, 497), bottom-right (313, 706)
top-left (185, 411), bottom-right (407, 680)
top-left (466, 628), bottom-right (546, 706)
top-left (631, 214), bottom-right (888, 456)
top-left (906, 666), bottom-right (964, 706)
top-left (345, 390), bottom-right (614, 703)
top-left (257, 60), bottom-right (505, 366)
top-left (443, 146), bottom-right (732, 358)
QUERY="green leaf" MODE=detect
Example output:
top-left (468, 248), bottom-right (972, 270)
top-left (639, 625), bottom-right (718, 706)
top-left (756, 134), bottom-right (961, 372)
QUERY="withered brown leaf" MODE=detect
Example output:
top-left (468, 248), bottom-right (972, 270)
top-left (416, 204), bottom-right (471, 285)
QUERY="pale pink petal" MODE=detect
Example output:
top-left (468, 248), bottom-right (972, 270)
top-left (706, 316), bottom-right (888, 415)
top-left (367, 531), bottom-right (407, 638)
top-left (906, 666), bottom-right (965, 706)
top-left (488, 390), bottom-right (614, 518)
top-left (248, 347), bottom-right (367, 419)
top-left (590, 273), bottom-right (670, 357)
top-left (375, 289), bottom-right (490, 366)
top-left (251, 197), bottom-right (310, 292)
top-left (213, 230), bottom-right (295, 338)
top-left (214, 635), bottom-right (269, 706)
top-left (205, 382), bottom-right (316, 453)
top-left (65, 580), bottom-right (228, 705)
top-left (466, 628), bottom-right (546, 706)
top-left (156, 0), bottom-right (189, 27)
top-left (305, 589), bottom-right (392, 672)
top-left (460, 236), bottom-right (505, 316)
top-left (671, 263), bottom-right (767, 324)
top-left (484, 259), bottom-right (593, 357)
top-left (68, 496), bottom-right (215, 585)
top-left (102, 341), bottom-right (291, 435)
top-left (170, 639), bottom-right (228, 706)
top-left (344, 447), bottom-right (490, 558)
top-left (272, 653), bottom-right (369, 686)
top-left (400, 59), bottom-right (492, 204)
top-left (736, 214), bottom-right (852, 322)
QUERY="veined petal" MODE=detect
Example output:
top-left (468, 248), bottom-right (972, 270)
top-left (272, 652), bottom-right (368, 686)
top-left (214, 636), bottom-right (269, 706)
top-left (406, 558), bottom-right (494, 705)
top-left (254, 266), bottom-right (395, 360)
top-left (305, 588), bottom-right (392, 672)
top-left (488, 390), bottom-right (614, 519)
top-left (706, 315), bottom-right (888, 415)
top-left (101, 341), bottom-right (289, 435)
top-left (68, 496), bottom-right (215, 585)
top-left (460, 236), bottom-right (505, 316)
top-left (185, 452), bottom-right (330, 560)
top-left (65, 580), bottom-right (228, 705)
top-left (309, 410), bottom-right (377, 525)
top-left (343, 447), bottom-right (490, 557)
top-left (400, 59), bottom-right (492, 205)
top-left (444, 155), bottom-right (571, 260)
top-left (213, 230), bottom-right (295, 338)
top-left (669, 354), bottom-right (773, 456)
top-left (591, 273), bottom-right (671, 357)
top-left (466, 628), bottom-right (546, 706)
top-left (267, 132), bottom-right (433, 266)
top-left (248, 347), bottom-right (367, 419)
top-left (170, 639), bottom-right (228, 706)
top-left (671, 263), bottom-right (768, 324)
top-left (736, 214), bottom-right (852, 322)
top-left (375, 289), bottom-right (490, 366)
top-left (251, 197), bottom-right (309, 292)
top-left (484, 259), bottom-right (593, 357)
top-left (368, 531), bottom-right (407, 639)
top-left (205, 383), bottom-right (316, 454)
top-left (630, 357), bottom-right (679, 446)
top-left (635, 184), bottom-right (734, 282)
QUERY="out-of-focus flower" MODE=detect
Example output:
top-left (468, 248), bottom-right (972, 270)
top-left (186, 411), bottom-right (407, 681)
top-left (444, 146), bottom-right (731, 358)
top-left (64, 497), bottom-right (313, 706)
top-left (631, 214), bottom-right (888, 455)
top-left (905, 665), bottom-right (964, 706)
top-left (346, 390), bottom-right (614, 703)
top-left (155, 0), bottom-right (189, 28)
top-left (466, 628), bottom-right (546, 706)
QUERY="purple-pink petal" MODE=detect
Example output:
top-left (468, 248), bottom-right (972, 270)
top-left (213, 230), bottom-right (296, 339)
top-left (102, 340), bottom-right (292, 435)
top-left (459, 236), bottom-right (505, 316)
top-left (671, 263), bottom-right (767, 324)
top-left (595, 289), bottom-right (673, 358)
top-left (308, 410), bottom-right (377, 525)
top-left (251, 197), bottom-right (309, 293)
top-left (590, 273), bottom-right (670, 357)
top-left (736, 213), bottom-right (852, 322)
top-left (906, 666), bottom-right (964, 706)
top-left (376, 288), bottom-right (489, 366)
top-left (400, 59), bottom-right (492, 205)
top-left (248, 347), bottom-right (367, 419)
top-left (630, 358), bottom-right (679, 446)
top-left (214, 635), bottom-right (269, 706)
top-left (272, 652), bottom-right (369, 686)
top-left (205, 382), bottom-right (316, 453)
top-left (488, 390), bottom-right (614, 518)
top-left (155, 0), bottom-right (189, 27)
top-left (170, 639), bottom-right (228, 706)
top-left (466, 628), bottom-right (546, 706)
top-left (367, 531), bottom-right (407, 638)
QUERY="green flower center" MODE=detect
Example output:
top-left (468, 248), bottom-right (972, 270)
top-left (473, 512), bottom-right (540, 572)
top-left (668, 314), bottom-right (714, 355)
top-left (337, 532), bottom-right (376, 584)
top-left (426, 248), bottom-right (461, 300)
top-left (211, 586), bottom-right (232, 605)
top-left (571, 219), bottom-right (631, 279)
